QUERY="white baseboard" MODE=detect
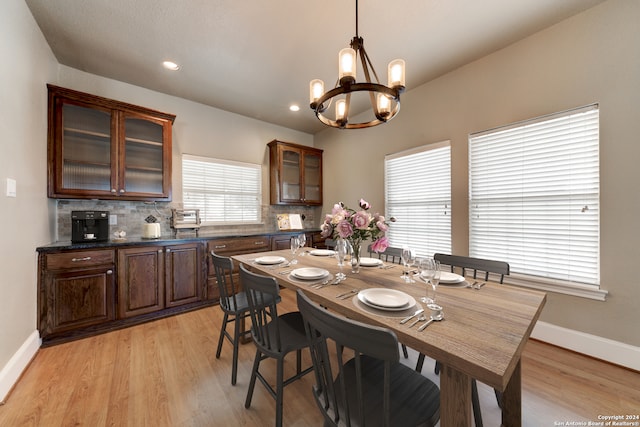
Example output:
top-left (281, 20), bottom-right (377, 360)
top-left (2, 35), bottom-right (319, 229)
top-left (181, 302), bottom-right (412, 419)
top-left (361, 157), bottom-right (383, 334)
top-left (0, 330), bottom-right (41, 403)
top-left (531, 321), bottom-right (640, 372)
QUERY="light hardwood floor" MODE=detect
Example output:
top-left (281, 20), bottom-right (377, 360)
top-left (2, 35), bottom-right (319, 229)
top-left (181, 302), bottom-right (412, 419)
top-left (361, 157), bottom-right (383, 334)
top-left (1, 288), bottom-right (638, 426)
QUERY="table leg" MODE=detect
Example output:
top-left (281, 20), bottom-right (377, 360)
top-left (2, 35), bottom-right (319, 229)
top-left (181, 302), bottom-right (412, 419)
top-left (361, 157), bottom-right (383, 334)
top-left (501, 360), bottom-right (522, 427)
top-left (440, 363), bottom-right (473, 426)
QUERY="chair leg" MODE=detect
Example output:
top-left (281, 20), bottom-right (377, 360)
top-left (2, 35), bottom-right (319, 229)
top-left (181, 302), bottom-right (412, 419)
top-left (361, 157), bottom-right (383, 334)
top-left (216, 313), bottom-right (229, 358)
top-left (245, 349), bottom-right (261, 409)
top-left (472, 379), bottom-right (483, 427)
top-left (495, 388), bottom-right (503, 409)
top-left (231, 314), bottom-right (241, 385)
top-left (434, 360), bottom-right (441, 375)
top-left (276, 358), bottom-right (284, 427)
top-left (401, 344), bottom-right (409, 359)
top-left (415, 353), bottom-right (426, 372)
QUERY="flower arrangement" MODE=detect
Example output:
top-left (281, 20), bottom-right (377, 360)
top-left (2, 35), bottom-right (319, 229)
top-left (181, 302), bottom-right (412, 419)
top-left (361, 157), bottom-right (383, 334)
top-left (320, 198), bottom-right (394, 254)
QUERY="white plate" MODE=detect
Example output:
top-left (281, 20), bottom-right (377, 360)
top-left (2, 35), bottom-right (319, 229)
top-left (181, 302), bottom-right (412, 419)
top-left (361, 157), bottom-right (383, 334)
top-left (359, 257), bottom-right (383, 267)
top-left (310, 249), bottom-right (335, 256)
top-left (255, 256), bottom-right (286, 265)
top-left (291, 267), bottom-right (330, 280)
top-left (360, 288), bottom-right (410, 308)
top-left (439, 271), bottom-right (465, 284)
top-left (358, 290), bottom-right (417, 312)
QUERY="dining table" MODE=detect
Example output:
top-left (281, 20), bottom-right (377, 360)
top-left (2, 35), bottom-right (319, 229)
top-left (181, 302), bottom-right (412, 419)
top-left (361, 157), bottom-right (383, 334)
top-left (232, 248), bottom-right (546, 427)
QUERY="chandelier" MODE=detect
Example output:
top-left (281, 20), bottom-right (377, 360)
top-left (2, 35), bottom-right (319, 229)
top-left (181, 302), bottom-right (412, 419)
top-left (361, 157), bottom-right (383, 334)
top-left (309, 0), bottom-right (405, 129)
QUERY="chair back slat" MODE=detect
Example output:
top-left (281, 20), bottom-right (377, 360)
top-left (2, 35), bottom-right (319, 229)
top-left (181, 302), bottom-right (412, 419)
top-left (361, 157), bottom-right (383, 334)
top-left (434, 253), bottom-right (510, 283)
top-left (367, 245), bottom-right (403, 264)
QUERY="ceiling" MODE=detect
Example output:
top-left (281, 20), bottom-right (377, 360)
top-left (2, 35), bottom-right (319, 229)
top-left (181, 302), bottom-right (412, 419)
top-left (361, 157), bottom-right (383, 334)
top-left (25, 0), bottom-right (605, 135)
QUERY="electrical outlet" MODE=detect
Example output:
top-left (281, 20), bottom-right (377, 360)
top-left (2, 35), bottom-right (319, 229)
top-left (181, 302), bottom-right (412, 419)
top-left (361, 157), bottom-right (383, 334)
top-left (6, 178), bottom-right (16, 197)
top-left (109, 214), bottom-right (117, 225)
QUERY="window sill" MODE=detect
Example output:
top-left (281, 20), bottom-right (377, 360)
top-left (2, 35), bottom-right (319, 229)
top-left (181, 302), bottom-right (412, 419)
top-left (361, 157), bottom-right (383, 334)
top-left (504, 274), bottom-right (608, 301)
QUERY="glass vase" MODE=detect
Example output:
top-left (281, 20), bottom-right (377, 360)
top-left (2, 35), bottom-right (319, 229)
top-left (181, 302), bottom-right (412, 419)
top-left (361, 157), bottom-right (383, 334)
top-left (350, 240), bottom-right (362, 273)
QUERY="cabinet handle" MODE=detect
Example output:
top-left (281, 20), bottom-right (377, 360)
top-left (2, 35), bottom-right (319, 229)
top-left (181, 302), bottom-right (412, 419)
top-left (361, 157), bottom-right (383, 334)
top-left (158, 249), bottom-right (163, 253)
top-left (254, 241), bottom-right (266, 245)
top-left (106, 270), bottom-right (113, 275)
top-left (71, 256), bottom-right (92, 262)
top-left (166, 248), bottom-right (171, 252)
top-left (119, 189), bottom-right (125, 193)
top-left (111, 189), bottom-right (117, 193)
top-left (214, 244), bottom-right (227, 249)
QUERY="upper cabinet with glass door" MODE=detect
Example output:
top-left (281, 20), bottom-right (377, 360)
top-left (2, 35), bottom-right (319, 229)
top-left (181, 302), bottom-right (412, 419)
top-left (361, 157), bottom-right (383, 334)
top-left (268, 140), bottom-right (323, 205)
top-left (47, 85), bottom-right (175, 201)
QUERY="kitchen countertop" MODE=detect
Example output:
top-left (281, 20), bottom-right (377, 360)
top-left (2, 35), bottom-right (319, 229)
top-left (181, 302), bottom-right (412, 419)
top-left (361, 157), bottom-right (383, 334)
top-left (36, 229), bottom-right (319, 252)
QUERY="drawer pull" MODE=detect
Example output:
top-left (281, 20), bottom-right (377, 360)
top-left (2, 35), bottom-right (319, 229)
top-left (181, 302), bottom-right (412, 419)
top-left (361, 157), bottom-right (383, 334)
top-left (71, 257), bottom-right (92, 262)
top-left (106, 270), bottom-right (113, 275)
top-left (254, 241), bottom-right (266, 245)
top-left (214, 244), bottom-right (227, 249)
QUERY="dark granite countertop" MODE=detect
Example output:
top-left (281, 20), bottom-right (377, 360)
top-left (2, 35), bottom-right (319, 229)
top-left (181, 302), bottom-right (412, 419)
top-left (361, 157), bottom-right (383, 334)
top-left (36, 229), bottom-right (318, 252)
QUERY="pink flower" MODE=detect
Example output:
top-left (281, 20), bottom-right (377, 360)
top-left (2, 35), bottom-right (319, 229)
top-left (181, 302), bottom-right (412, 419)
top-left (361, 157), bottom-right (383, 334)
top-left (320, 222), bottom-right (333, 238)
top-left (376, 219), bottom-right (388, 232)
top-left (352, 211), bottom-right (371, 230)
top-left (336, 220), bottom-right (353, 238)
top-left (359, 198), bottom-right (370, 210)
top-left (370, 237), bottom-right (389, 253)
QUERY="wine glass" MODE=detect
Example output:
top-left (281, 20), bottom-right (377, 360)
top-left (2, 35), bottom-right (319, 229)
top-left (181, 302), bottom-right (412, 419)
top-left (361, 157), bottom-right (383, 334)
top-left (401, 246), bottom-right (415, 283)
top-left (419, 258), bottom-right (436, 303)
top-left (430, 261), bottom-right (441, 304)
top-left (290, 236), bottom-right (300, 265)
top-left (298, 233), bottom-right (307, 256)
top-left (335, 238), bottom-right (348, 280)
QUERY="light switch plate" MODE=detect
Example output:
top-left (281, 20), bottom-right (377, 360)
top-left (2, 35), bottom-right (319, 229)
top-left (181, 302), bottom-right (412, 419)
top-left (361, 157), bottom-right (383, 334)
top-left (109, 214), bottom-right (117, 225)
top-left (6, 178), bottom-right (16, 197)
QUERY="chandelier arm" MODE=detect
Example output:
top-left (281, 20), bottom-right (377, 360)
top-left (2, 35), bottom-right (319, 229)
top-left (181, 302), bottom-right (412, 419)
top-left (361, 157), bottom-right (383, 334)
top-left (357, 46), bottom-right (381, 118)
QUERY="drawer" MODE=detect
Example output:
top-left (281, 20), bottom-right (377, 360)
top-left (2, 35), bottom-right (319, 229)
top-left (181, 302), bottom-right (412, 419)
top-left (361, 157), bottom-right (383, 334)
top-left (45, 249), bottom-right (115, 270)
top-left (207, 236), bottom-right (270, 255)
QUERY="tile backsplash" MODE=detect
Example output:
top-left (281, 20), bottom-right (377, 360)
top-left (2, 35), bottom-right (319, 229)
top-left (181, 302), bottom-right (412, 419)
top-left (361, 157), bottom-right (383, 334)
top-left (55, 200), bottom-right (322, 241)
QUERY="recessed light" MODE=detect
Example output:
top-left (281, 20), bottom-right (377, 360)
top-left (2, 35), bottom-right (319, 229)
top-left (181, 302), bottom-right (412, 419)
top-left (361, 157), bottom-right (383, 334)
top-left (289, 104), bottom-right (300, 112)
top-left (162, 61), bottom-right (180, 71)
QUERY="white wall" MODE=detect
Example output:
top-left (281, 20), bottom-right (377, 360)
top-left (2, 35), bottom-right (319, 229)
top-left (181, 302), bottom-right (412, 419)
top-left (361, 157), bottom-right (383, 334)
top-left (315, 0), bottom-right (640, 348)
top-left (0, 0), bottom-right (58, 400)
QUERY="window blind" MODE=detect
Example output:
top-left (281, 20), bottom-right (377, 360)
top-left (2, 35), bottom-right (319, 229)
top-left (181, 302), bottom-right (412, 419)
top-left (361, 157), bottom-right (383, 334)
top-left (385, 141), bottom-right (451, 257)
top-left (182, 155), bottom-right (261, 224)
top-left (469, 104), bottom-right (599, 286)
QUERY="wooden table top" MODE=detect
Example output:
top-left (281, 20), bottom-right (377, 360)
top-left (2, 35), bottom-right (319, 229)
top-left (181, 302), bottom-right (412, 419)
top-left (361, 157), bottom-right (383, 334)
top-left (233, 249), bottom-right (546, 392)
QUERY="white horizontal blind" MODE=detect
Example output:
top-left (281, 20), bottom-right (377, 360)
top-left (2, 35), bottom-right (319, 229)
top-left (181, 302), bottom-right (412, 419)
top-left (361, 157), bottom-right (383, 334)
top-left (182, 155), bottom-right (261, 224)
top-left (469, 105), bottom-right (599, 286)
top-left (385, 141), bottom-right (451, 257)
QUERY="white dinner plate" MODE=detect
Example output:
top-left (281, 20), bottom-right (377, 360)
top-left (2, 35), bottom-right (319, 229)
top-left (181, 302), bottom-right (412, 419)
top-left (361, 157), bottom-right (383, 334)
top-left (360, 288), bottom-right (410, 308)
top-left (359, 257), bottom-right (383, 267)
top-left (309, 249), bottom-right (335, 256)
top-left (439, 271), bottom-right (465, 284)
top-left (358, 289), bottom-right (416, 312)
top-left (291, 267), bottom-right (330, 280)
top-left (255, 256), bottom-right (286, 265)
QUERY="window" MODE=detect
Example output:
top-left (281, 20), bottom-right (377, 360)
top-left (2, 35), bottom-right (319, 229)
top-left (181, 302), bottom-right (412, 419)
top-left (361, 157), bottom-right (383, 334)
top-left (385, 141), bottom-right (451, 257)
top-left (469, 104), bottom-right (600, 290)
top-left (182, 154), bottom-right (261, 225)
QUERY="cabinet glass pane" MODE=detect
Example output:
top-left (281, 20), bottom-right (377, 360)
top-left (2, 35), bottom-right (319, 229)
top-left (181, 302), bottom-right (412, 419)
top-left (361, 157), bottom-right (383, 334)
top-left (304, 153), bottom-right (321, 201)
top-left (62, 104), bottom-right (112, 191)
top-left (282, 150), bottom-right (301, 200)
top-left (124, 117), bottom-right (163, 193)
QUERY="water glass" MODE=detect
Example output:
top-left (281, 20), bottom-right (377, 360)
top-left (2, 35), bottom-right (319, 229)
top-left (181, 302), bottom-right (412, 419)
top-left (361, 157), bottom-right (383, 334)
top-left (430, 261), bottom-right (441, 303)
top-left (298, 233), bottom-right (307, 255)
top-left (290, 236), bottom-right (300, 264)
top-left (419, 258), bottom-right (435, 303)
top-left (335, 238), bottom-right (348, 280)
top-left (401, 246), bottom-right (415, 283)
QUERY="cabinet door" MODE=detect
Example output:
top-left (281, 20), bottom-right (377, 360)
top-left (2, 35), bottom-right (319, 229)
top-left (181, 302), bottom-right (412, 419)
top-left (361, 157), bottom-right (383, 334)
top-left (280, 146), bottom-right (302, 203)
top-left (119, 111), bottom-right (172, 199)
top-left (118, 246), bottom-right (165, 318)
top-left (50, 99), bottom-right (118, 197)
top-left (44, 266), bottom-right (115, 336)
top-left (165, 243), bottom-right (203, 308)
top-left (303, 151), bottom-right (322, 204)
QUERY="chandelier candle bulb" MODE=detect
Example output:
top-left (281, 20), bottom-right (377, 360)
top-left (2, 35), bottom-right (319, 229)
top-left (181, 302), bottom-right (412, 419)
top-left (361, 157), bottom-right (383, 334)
top-left (336, 99), bottom-right (347, 125)
top-left (377, 94), bottom-right (391, 117)
top-left (310, 79), bottom-right (325, 107)
top-left (339, 48), bottom-right (357, 84)
top-left (388, 59), bottom-right (406, 88)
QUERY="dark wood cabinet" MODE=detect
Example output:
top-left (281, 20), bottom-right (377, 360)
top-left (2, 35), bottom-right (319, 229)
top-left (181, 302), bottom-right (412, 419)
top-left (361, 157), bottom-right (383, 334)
top-left (165, 242), bottom-right (203, 308)
top-left (117, 245), bottom-right (165, 318)
top-left (47, 84), bottom-right (175, 201)
top-left (39, 250), bottom-right (115, 338)
top-left (270, 231), bottom-right (325, 251)
top-left (268, 140), bottom-right (323, 205)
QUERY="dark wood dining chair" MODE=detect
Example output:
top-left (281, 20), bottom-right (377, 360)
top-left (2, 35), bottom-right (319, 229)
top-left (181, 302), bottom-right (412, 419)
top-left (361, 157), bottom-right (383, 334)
top-left (416, 253), bottom-right (510, 427)
top-left (324, 238), bottom-right (336, 249)
top-left (367, 244), bottom-right (403, 264)
top-left (240, 264), bottom-right (313, 427)
top-left (210, 251), bottom-right (252, 385)
top-left (297, 289), bottom-right (440, 427)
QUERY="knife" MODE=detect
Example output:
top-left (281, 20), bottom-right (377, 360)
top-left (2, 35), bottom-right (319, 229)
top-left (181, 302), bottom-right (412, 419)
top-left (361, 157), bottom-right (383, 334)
top-left (400, 308), bottom-right (424, 324)
top-left (335, 289), bottom-right (358, 298)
